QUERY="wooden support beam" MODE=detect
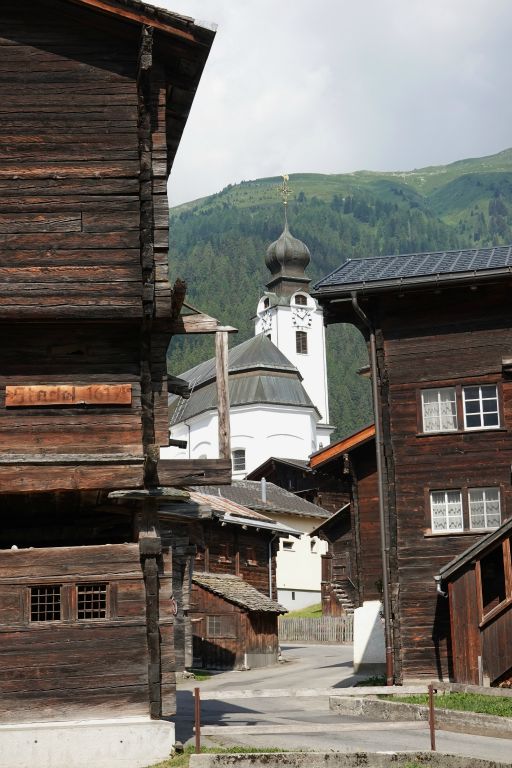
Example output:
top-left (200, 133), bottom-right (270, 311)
top-left (216, 329), bottom-right (231, 461)
top-left (157, 458), bottom-right (231, 486)
top-left (169, 313), bottom-right (237, 335)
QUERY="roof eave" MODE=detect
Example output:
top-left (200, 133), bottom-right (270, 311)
top-left (313, 266), bottom-right (512, 300)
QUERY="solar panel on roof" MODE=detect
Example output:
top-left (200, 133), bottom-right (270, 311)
top-left (314, 246), bottom-right (512, 291)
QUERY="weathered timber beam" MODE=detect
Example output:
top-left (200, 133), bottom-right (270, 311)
top-left (0, 465), bottom-right (144, 493)
top-left (66, 0), bottom-right (209, 45)
top-left (170, 314), bottom-right (237, 335)
top-left (216, 329), bottom-right (231, 460)
top-left (0, 453), bottom-right (144, 465)
top-left (170, 278), bottom-right (187, 321)
top-left (157, 458), bottom-right (232, 486)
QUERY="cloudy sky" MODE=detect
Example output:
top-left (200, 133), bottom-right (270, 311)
top-left (159, 0), bottom-right (512, 206)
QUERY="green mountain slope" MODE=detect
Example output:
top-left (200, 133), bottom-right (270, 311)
top-left (167, 148), bottom-right (512, 440)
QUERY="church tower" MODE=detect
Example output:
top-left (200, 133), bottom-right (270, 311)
top-left (254, 179), bottom-right (333, 448)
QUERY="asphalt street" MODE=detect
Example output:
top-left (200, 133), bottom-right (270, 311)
top-left (175, 643), bottom-right (512, 763)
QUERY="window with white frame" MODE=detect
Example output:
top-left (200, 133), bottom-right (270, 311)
top-left (231, 448), bottom-right (245, 472)
top-left (430, 490), bottom-right (463, 533)
top-left (463, 385), bottom-right (499, 429)
top-left (469, 487), bottom-right (501, 530)
top-left (421, 387), bottom-right (457, 433)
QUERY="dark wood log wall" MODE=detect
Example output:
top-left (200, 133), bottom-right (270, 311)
top-left (190, 586), bottom-right (243, 670)
top-left (371, 282), bottom-right (512, 681)
top-left (350, 441), bottom-right (382, 604)
top-left (194, 522), bottom-right (277, 599)
top-left (0, 544), bottom-right (150, 723)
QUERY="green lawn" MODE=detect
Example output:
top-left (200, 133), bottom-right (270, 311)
top-left (284, 603), bottom-right (322, 618)
top-left (387, 691), bottom-right (512, 718)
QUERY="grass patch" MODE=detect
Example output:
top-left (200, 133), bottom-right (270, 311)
top-left (386, 691), bottom-right (512, 718)
top-left (147, 745), bottom-right (289, 768)
top-left (187, 669), bottom-right (212, 682)
top-left (285, 603), bottom-right (322, 618)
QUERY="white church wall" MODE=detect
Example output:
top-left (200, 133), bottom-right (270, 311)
top-left (161, 403), bottom-right (318, 476)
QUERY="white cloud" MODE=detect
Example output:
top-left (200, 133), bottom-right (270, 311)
top-left (156, 0), bottom-right (512, 205)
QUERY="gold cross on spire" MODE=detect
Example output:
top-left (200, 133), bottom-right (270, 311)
top-left (277, 174), bottom-right (293, 207)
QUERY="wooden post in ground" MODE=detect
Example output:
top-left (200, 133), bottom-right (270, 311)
top-left (194, 686), bottom-right (201, 754)
top-left (428, 683), bottom-right (436, 751)
top-left (215, 329), bottom-right (231, 460)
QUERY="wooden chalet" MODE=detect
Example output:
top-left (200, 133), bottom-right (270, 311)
top-left (187, 491), bottom-right (296, 670)
top-left (0, 0), bottom-right (231, 762)
top-left (437, 517), bottom-right (512, 687)
top-left (313, 245), bottom-right (512, 684)
top-left (309, 424), bottom-right (381, 615)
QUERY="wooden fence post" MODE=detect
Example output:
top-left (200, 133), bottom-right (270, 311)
top-left (194, 686), bottom-right (201, 754)
top-left (428, 683), bottom-right (436, 751)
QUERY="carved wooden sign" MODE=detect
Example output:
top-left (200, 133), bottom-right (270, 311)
top-left (5, 384), bottom-right (132, 408)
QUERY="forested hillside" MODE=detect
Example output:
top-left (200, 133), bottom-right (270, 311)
top-left (167, 148), bottom-right (512, 439)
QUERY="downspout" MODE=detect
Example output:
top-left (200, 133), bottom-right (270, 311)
top-left (350, 291), bottom-right (394, 685)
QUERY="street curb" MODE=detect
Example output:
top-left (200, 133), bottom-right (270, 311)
top-left (329, 696), bottom-right (512, 740)
top-left (189, 752), bottom-right (512, 767)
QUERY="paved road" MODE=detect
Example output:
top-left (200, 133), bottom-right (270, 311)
top-left (176, 644), bottom-right (512, 763)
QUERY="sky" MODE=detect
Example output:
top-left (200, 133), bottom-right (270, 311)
top-left (159, 0), bottom-right (512, 206)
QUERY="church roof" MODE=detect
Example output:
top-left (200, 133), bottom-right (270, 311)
top-left (170, 334), bottom-right (319, 424)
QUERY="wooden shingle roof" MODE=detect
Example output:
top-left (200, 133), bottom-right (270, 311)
top-left (193, 573), bottom-right (287, 614)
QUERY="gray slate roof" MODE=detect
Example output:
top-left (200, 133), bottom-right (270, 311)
top-left (192, 481), bottom-right (330, 520)
top-left (313, 245), bottom-right (512, 294)
top-left (170, 335), bottom-right (318, 424)
top-left (193, 572), bottom-right (287, 613)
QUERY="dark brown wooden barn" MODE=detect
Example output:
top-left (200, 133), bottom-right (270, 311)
top-left (309, 424), bottom-right (381, 615)
top-left (437, 517), bottom-right (512, 686)
top-left (313, 245), bottom-right (512, 683)
top-left (0, 0), bottom-right (229, 762)
top-left (191, 573), bottom-right (286, 670)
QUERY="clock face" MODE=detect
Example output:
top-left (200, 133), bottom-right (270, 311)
top-left (291, 306), bottom-right (313, 329)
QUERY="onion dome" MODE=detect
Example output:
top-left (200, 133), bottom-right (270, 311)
top-left (264, 218), bottom-right (311, 297)
top-left (265, 219), bottom-right (310, 277)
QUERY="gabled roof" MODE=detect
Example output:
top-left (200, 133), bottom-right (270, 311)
top-left (170, 335), bottom-right (319, 424)
top-left (438, 516), bottom-right (512, 583)
top-left (192, 481), bottom-right (330, 520)
top-left (66, 0), bottom-right (215, 42)
top-left (310, 503), bottom-right (351, 538)
top-left (313, 245), bottom-right (512, 295)
top-left (187, 491), bottom-right (301, 537)
top-left (309, 424), bottom-right (375, 469)
top-left (247, 456), bottom-right (312, 480)
top-left (192, 573), bottom-right (287, 613)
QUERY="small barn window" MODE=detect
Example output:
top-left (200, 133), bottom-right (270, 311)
top-left (294, 294), bottom-right (307, 306)
top-left (421, 388), bottom-right (457, 432)
top-left (480, 546), bottom-right (506, 615)
top-left (469, 488), bottom-right (501, 530)
top-left (296, 331), bottom-right (308, 355)
top-left (77, 583), bottom-right (108, 620)
top-left (31, 585), bottom-right (61, 622)
top-left (463, 385), bottom-right (499, 430)
top-left (430, 490), bottom-right (463, 533)
top-left (207, 615), bottom-right (235, 637)
top-left (232, 449), bottom-right (246, 472)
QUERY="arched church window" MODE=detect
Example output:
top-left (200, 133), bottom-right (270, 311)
top-left (296, 330), bottom-right (308, 355)
top-left (232, 448), bottom-right (246, 472)
top-left (263, 297), bottom-right (270, 309)
top-left (294, 294), bottom-right (307, 306)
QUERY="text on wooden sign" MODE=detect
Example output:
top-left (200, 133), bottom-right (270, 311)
top-left (5, 384), bottom-right (132, 407)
